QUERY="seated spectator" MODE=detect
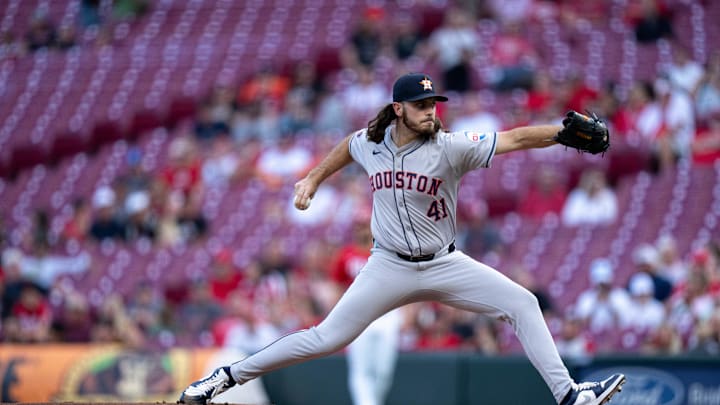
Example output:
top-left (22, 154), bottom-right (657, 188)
top-left (287, 61), bottom-right (322, 109)
top-left (654, 234), bottom-right (688, 286)
top-left (201, 136), bottom-right (241, 186)
top-left (155, 191), bottom-right (184, 248)
top-left (486, 21), bottom-right (539, 91)
top-left (51, 291), bottom-right (93, 342)
top-left (237, 66), bottom-right (290, 107)
top-left (690, 308), bottom-right (720, 355)
top-left (206, 85), bottom-right (236, 128)
top-left (255, 133), bottom-right (313, 188)
top-left (126, 281), bottom-right (166, 338)
top-left (653, 78), bottom-right (695, 172)
top-left (61, 198), bottom-right (92, 243)
top-left (123, 191), bottom-right (157, 242)
top-left (427, 7), bottom-right (478, 92)
top-left (89, 186), bottom-right (125, 241)
top-left (390, 12), bottom-right (422, 62)
top-left (194, 103), bottom-right (230, 142)
top-left (667, 269), bottom-right (715, 347)
top-left (341, 66), bottom-right (389, 128)
top-left (209, 249), bottom-right (243, 304)
top-left (4, 283), bottom-right (52, 342)
top-left (622, 80), bottom-right (662, 145)
top-left (642, 321), bottom-right (683, 354)
top-left (23, 209), bottom-right (52, 252)
top-left (340, 6), bottom-right (384, 68)
top-left (1, 249), bottom-right (28, 319)
top-left (217, 291), bottom-right (281, 352)
top-left (525, 71), bottom-right (554, 117)
top-left (555, 315), bottom-right (593, 360)
top-left (0, 30), bottom-right (28, 59)
top-left (231, 100), bottom-right (282, 142)
top-left (175, 280), bottom-right (223, 346)
top-left (278, 89), bottom-right (315, 136)
top-left (519, 165), bottom-right (568, 220)
top-left (631, 243), bottom-right (673, 302)
top-left (564, 75), bottom-right (600, 115)
top-left (695, 52), bottom-right (720, 120)
top-left (625, 0), bottom-right (674, 44)
top-left (117, 147), bottom-right (153, 195)
top-left (561, 169), bottom-right (618, 227)
top-left (456, 200), bottom-right (503, 260)
top-left (25, 12), bottom-right (57, 51)
top-left (574, 258), bottom-right (632, 334)
top-left (666, 46), bottom-right (704, 95)
top-left (624, 272), bottom-right (666, 333)
top-left (21, 250), bottom-right (90, 296)
top-left (91, 293), bottom-right (145, 347)
top-left (55, 25), bottom-right (77, 50)
top-left (414, 305), bottom-right (463, 351)
top-left (449, 93), bottom-right (502, 133)
top-left (159, 136), bottom-right (206, 240)
top-left (692, 112), bottom-right (720, 165)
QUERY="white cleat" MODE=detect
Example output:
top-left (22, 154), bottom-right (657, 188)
top-left (560, 373), bottom-right (626, 405)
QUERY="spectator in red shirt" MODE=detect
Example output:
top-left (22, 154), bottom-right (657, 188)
top-left (414, 305), bottom-right (463, 351)
top-left (161, 136), bottom-right (203, 197)
top-left (526, 71), bottom-right (554, 116)
top-left (487, 21), bottom-right (539, 91)
top-left (209, 249), bottom-right (243, 304)
top-left (692, 113), bottom-right (720, 165)
top-left (519, 165), bottom-right (568, 220)
top-left (5, 283), bottom-right (52, 342)
top-left (160, 136), bottom-right (207, 241)
top-left (61, 197), bottom-right (92, 243)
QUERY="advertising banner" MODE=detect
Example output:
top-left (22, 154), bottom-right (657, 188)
top-left (0, 345), bottom-right (268, 404)
top-left (579, 364), bottom-right (720, 405)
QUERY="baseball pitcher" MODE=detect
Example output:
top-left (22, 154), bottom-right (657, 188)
top-left (179, 73), bottom-right (623, 405)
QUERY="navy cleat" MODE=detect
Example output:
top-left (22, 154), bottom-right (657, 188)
top-left (178, 366), bottom-right (236, 405)
top-left (560, 373), bottom-right (626, 405)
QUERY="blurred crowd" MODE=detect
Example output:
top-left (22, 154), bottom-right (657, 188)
top-left (1, 0), bottom-right (719, 358)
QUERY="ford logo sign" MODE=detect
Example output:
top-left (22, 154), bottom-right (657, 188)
top-left (583, 367), bottom-right (684, 405)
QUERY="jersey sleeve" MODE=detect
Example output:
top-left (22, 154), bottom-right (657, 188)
top-left (442, 131), bottom-right (497, 175)
top-left (347, 129), bottom-right (369, 168)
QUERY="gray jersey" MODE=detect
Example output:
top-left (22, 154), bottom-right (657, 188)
top-left (349, 125), bottom-right (497, 256)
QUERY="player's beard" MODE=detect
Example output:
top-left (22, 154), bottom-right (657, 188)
top-left (401, 110), bottom-right (436, 139)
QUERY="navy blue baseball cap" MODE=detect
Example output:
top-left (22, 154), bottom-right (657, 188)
top-left (392, 73), bottom-right (448, 103)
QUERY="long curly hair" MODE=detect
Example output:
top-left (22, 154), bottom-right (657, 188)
top-left (366, 103), bottom-right (444, 144)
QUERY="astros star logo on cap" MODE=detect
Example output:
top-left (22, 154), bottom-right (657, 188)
top-left (419, 77), bottom-right (433, 91)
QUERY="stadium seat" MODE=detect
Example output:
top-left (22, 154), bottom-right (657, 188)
top-left (49, 132), bottom-right (87, 165)
top-left (9, 143), bottom-right (48, 178)
top-left (90, 120), bottom-right (124, 152)
top-left (166, 97), bottom-right (197, 128)
top-left (128, 109), bottom-right (163, 142)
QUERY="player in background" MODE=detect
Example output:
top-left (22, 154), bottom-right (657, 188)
top-left (330, 215), bottom-right (402, 405)
top-left (178, 73), bottom-right (625, 405)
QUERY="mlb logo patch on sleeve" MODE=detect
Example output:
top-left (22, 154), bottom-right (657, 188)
top-left (465, 132), bottom-right (486, 142)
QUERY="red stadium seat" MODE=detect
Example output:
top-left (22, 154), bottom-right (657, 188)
top-left (9, 143), bottom-right (48, 177)
top-left (50, 132), bottom-right (88, 165)
top-left (128, 109), bottom-right (163, 141)
top-left (166, 97), bottom-right (197, 128)
top-left (90, 120), bottom-right (124, 152)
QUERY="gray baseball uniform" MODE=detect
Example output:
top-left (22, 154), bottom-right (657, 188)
top-left (229, 125), bottom-right (574, 403)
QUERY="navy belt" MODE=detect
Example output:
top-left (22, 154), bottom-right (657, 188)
top-left (396, 242), bottom-right (456, 262)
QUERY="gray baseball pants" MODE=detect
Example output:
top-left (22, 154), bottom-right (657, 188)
top-left (229, 248), bottom-right (573, 403)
